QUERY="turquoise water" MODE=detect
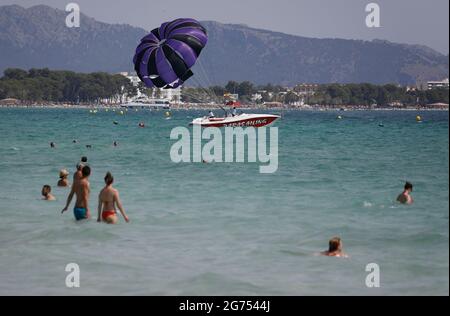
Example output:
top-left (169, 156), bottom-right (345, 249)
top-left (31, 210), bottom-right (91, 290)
top-left (0, 108), bottom-right (448, 296)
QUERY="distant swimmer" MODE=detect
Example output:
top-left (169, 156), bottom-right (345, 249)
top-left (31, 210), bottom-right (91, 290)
top-left (97, 172), bottom-right (129, 224)
top-left (72, 139), bottom-right (78, 144)
top-left (42, 185), bottom-right (56, 201)
top-left (321, 237), bottom-right (348, 258)
top-left (86, 144), bottom-right (92, 149)
top-left (397, 182), bottom-right (414, 205)
top-left (58, 169), bottom-right (70, 187)
top-left (62, 165), bottom-right (91, 221)
top-left (113, 121), bottom-right (119, 125)
top-left (138, 122), bottom-right (145, 128)
top-left (113, 141), bottom-right (118, 147)
top-left (50, 142), bottom-right (56, 148)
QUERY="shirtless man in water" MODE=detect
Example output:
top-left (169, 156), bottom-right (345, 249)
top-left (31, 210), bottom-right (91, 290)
top-left (97, 172), bottom-right (129, 224)
top-left (397, 182), bottom-right (414, 205)
top-left (62, 165), bottom-right (91, 221)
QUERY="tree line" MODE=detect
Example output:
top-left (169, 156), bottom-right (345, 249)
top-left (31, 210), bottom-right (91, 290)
top-left (1, 69), bottom-right (448, 106)
top-left (183, 81), bottom-right (449, 106)
top-left (0, 68), bottom-right (137, 104)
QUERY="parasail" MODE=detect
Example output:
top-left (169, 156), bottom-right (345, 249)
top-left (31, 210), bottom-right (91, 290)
top-left (133, 18), bottom-right (208, 89)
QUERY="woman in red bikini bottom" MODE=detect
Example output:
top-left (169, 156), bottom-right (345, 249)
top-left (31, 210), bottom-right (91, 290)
top-left (97, 172), bottom-right (130, 224)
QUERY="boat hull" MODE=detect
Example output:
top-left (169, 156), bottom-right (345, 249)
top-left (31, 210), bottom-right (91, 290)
top-left (190, 114), bottom-right (280, 128)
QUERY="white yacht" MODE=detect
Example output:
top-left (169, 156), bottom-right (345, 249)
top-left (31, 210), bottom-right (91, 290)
top-left (121, 96), bottom-right (170, 109)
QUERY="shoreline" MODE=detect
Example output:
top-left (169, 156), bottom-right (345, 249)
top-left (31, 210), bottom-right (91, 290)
top-left (0, 104), bottom-right (448, 111)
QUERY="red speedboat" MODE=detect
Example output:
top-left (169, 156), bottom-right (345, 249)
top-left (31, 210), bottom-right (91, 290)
top-left (190, 113), bottom-right (280, 128)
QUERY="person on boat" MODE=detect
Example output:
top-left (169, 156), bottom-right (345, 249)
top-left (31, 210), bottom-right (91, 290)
top-left (58, 169), bottom-right (70, 187)
top-left (321, 237), bottom-right (348, 258)
top-left (62, 165), bottom-right (91, 221)
top-left (232, 107), bottom-right (237, 117)
top-left (208, 110), bottom-right (215, 119)
top-left (42, 185), bottom-right (56, 201)
top-left (97, 172), bottom-right (129, 224)
top-left (397, 182), bottom-right (414, 205)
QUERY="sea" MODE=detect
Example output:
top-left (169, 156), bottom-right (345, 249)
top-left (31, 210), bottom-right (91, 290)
top-left (0, 108), bottom-right (448, 296)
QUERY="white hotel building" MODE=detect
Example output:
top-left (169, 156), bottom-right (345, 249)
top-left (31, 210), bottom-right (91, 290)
top-left (427, 78), bottom-right (449, 90)
top-left (119, 72), bottom-right (182, 102)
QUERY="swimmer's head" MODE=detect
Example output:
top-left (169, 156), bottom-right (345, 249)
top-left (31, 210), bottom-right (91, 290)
top-left (81, 165), bottom-right (91, 178)
top-left (404, 182), bottom-right (413, 192)
top-left (328, 237), bottom-right (342, 252)
top-left (59, 169), bottom-right (69, 179)
top-left (81, 156), bottom-right (88, 163)
top-left (42, 185), bottom-right (52, 197)
top-left (104, 172), bottom-right (114, 186)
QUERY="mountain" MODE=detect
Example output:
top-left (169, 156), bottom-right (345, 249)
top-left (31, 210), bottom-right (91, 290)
top-left (0, 5), bottom-right (146, 74)
top-left (0, 5), bottom-right (448, 86)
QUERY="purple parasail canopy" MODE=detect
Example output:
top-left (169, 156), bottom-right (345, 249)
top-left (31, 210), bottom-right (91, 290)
top-left (133, 18), bottom-right (208, 89)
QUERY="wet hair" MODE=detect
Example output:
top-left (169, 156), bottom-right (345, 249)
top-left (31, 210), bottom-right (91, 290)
top-left (404, 182), bottom-right (413, 191)
top-left (328, 237), bottom-right (342, 252)
top-left (82, 165), bottom-right (91, 177)
top-left (81, 156), bottom-right (88, 163)
top-left (104, 172), bottom-right (114, 186)
top-left (42, 185), bottom-right (51, 196)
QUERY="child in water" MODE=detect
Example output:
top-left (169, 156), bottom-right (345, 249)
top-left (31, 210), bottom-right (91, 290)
top-left (397, 182), bottom-right (414, 205)
top-left (58, 169), bottom-right (70, 187)
top-left (42, 185), bottom-right (56, 201)
top-left (321, 237), bottom-right (348, 258)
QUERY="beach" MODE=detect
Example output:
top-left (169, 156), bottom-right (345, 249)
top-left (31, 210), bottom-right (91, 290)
top-left (0, 108), bottom-right (448, 295)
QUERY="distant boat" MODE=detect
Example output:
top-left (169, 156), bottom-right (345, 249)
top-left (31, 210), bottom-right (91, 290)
top-left (121, 96), bottom-right (170, 110)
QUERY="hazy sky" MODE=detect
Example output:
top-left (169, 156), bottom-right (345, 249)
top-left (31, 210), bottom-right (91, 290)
top-left (1, 0), bottom-right (449, 54)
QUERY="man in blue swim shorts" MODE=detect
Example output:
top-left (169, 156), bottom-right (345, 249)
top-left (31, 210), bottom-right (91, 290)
top-left (62, 165), bottom-right (91, 221)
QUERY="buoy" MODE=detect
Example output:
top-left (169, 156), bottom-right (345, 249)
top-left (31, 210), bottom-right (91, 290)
top-left (120, 110), bottom-right (124, 115)
top-left (89, 110), bottom-right (93, 113)
top-left (416, 115), bottom-right (422, 122)
top-left (105, 109), bottom-right (109, 112)
top-left (165, 111), bottom-right (171, 117)
top-left (337, 115), bottom-right (343, 120)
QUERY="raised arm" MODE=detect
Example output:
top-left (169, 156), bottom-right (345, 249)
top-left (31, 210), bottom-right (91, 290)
top-left (114, 191), bottom-right (129, 223)
top-left (62, 186), bottom-right (75, 214)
